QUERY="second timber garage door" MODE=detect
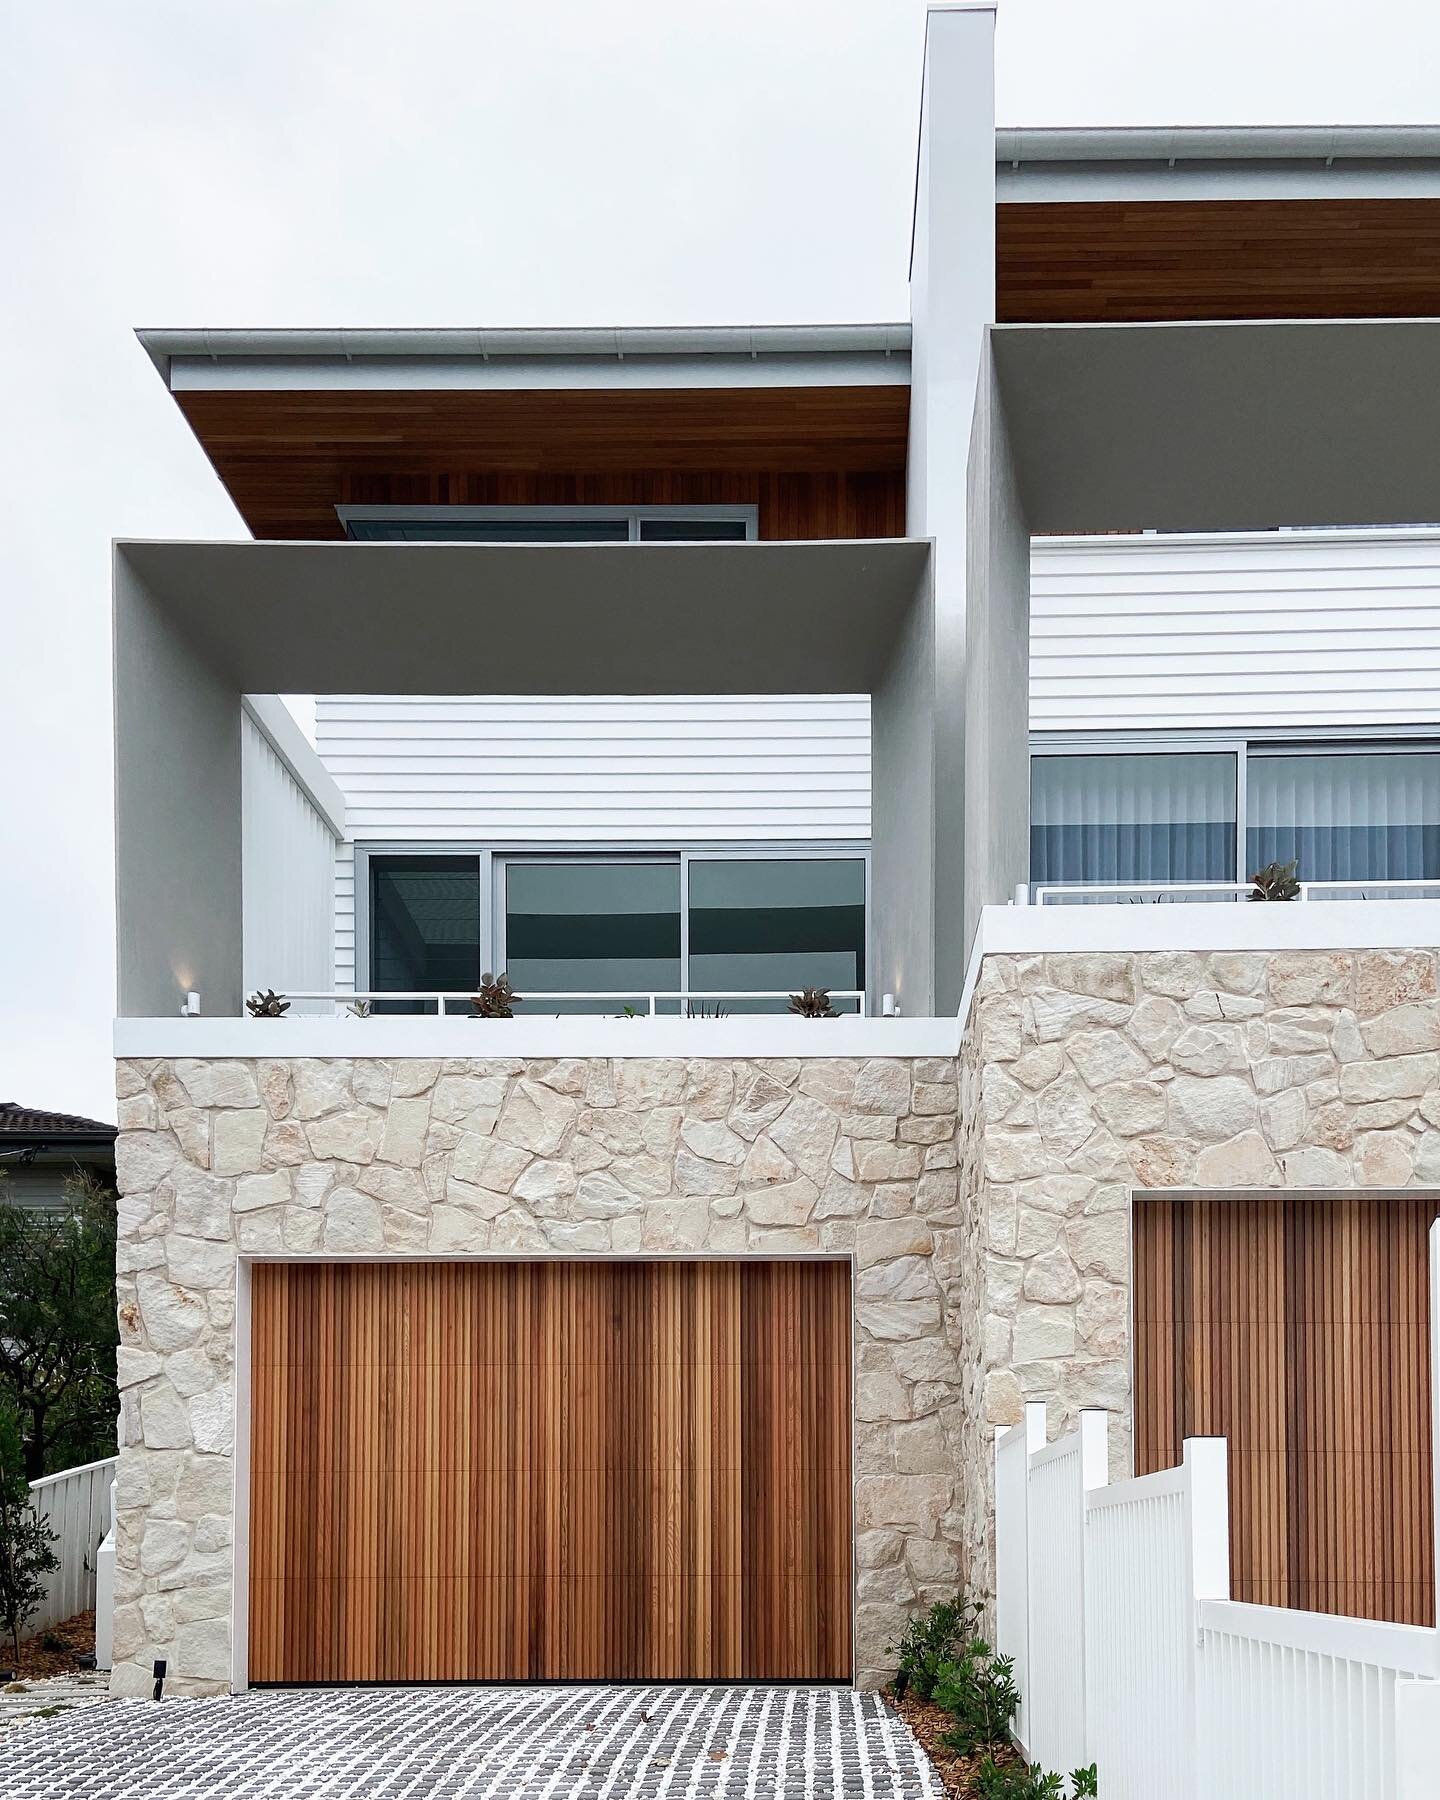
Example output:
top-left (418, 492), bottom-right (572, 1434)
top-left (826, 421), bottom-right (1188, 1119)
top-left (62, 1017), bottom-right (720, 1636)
top-left (249, 1260), bottom-right (852, 1683)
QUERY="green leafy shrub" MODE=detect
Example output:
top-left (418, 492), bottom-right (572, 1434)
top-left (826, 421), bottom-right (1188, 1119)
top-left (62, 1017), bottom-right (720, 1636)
top-left (890, 1595), bottom-right (981, 1701)
top-left (978, 1758), bottom-right (1097, 1798)
top-left (932, 1638), bottom-right (1021, 1757)
top-left (0, 1405), bottom-right (59, 1662)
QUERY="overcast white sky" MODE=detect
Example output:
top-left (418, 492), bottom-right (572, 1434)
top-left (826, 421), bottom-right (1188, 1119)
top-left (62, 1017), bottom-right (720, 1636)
top-left (3, 0), bottom-right (1437, 1123)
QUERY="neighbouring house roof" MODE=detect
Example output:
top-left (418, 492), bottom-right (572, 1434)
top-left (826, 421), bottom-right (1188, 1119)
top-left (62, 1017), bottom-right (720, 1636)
top-left (0, 1103), bottom-right (118, 1147)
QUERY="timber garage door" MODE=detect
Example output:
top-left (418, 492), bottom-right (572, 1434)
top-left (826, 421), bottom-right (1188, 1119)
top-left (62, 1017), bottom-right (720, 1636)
top-left (1135, 1196), bottom-right (1440, 1625)
top-left (249, 1260), bottom-right (852, 1683)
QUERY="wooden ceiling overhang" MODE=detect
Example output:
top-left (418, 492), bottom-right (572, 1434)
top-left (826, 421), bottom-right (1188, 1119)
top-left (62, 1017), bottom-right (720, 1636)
top-left (173, 384), bottom-right (913, 540)
top-left (161, 197), bottom-right (1440, 538)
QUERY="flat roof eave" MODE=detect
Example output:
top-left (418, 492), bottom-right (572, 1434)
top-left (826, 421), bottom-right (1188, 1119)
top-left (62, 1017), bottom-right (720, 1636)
top-left (137, 324), bottom-right (914, 393)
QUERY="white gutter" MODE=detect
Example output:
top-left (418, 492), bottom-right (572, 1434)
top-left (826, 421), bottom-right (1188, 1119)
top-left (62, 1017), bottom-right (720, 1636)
top-left (995, 126), bottom-right (1440, 166)
top-left (136, 323), bottom-right (913, 385)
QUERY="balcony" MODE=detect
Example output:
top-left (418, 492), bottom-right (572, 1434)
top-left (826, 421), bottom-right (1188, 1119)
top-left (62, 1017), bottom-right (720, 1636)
top-left (114, 536), bottom-right (965, 1053)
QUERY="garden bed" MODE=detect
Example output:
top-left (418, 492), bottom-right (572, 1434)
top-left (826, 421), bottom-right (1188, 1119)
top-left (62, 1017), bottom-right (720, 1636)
top-left (5, 1611), bottom-right (96, 1681)
top-left (887, 1689), bottom-right (1025, 1799)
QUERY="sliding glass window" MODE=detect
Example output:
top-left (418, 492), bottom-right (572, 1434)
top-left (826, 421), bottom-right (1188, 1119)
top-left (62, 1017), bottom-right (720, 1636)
top-left (1247, 749), bottom-right (1440, 890)
top-left (365, 850), bottom-right (867, 1012)
top-left (501, 860), bottom-right (682, 1014)
top-left (1030, 751), bottom-right (1238, 894)
top-left (369, 855), bottom-right (482, 1012)
top-left (688, 857), bottom-right (866, 1013)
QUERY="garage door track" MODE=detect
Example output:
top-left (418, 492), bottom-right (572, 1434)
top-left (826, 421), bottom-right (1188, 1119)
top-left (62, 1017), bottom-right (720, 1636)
top-left (0, 1683), bottom-right (941, 1798)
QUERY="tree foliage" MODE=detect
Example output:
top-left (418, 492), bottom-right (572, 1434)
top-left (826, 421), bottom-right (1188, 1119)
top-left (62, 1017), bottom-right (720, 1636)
top-left (0, 1401), bottom-right (59, 1663)
top-left (0, 1171), bottom-right (119, 1481)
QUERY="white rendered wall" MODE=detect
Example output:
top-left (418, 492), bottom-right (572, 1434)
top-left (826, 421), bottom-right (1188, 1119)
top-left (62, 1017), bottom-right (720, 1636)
top-left (242, 701), bottom-right (341, 1000)
top-left (1031, 527), bottom-right (1440, 734)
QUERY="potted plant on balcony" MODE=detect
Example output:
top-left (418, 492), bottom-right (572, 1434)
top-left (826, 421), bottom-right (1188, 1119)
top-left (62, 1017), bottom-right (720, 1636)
top-left (1249, 858), bottom-right (1300, 901)
top-left (470, 972), bottom-right (521, 1019)
top-left (245, 989), bottom-right (290, 1017)
top-left (788, 987), bottom-right (838, 1018)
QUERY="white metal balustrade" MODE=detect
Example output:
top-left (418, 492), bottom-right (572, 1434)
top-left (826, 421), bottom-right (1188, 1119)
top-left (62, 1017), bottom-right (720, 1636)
top-left (245, 988), bottom-right (867, 1017)
top-left (1021, 879), bottom-right (1440, 905)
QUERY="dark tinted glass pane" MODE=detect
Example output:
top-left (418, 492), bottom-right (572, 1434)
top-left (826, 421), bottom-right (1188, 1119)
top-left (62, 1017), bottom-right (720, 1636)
top-left (1030, 753), bottom-right (1236, 895)
top-left (349, 518), bottom-right (629, 542)
top-left (370, 856), bottom-right (480, 1013)
top-left (688, 858), bottom-right (865, 1013)
top-left (505, 862), bottom-right (680, 1015)
top-left (1247, 751), bottom-right (1440, 888)
top-left (638, 518), bottom-right (749, 541)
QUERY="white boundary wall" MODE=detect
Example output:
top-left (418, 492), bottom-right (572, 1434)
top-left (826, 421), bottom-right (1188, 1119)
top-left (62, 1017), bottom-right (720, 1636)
top-left (26, 1457), bottom-right (117, 1636)
top-left (995, 1220), bottom-right (1440, 1797)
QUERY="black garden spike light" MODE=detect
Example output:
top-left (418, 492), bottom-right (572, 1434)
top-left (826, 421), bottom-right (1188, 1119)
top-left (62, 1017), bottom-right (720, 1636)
top-left (152, 1658), bottom-right (166, 1700)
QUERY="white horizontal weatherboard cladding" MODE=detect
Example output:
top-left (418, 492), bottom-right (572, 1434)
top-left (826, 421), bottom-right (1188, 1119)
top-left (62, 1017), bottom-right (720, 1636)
top-left (1031, 528), bottom-right (1440, 733)
top-left (315, 696), bottom-right (872, 839)
top-left (242, 709), bottom-right (338, 997)
top-left (318, 695), bottom-right (869, 996)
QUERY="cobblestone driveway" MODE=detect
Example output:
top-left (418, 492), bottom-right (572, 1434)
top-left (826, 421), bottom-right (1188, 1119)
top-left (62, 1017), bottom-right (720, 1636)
top-left (0, 1684), bottom-right (941, 1798)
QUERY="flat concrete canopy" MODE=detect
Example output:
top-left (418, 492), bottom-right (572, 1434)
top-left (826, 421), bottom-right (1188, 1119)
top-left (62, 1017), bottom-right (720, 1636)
top-left (117, 538), bottom-right (930, 694)
top-left (991, 317), bottom-right (1440, 533)
top-left (114, 537), bottom-right (941, 1020)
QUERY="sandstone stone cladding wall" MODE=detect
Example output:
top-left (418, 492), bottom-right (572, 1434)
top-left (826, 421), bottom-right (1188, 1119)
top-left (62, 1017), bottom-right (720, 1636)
top-left (111, 1052), bottom-right (972, 1696)
top-left (964, 945), bottom-right (1440, 1597)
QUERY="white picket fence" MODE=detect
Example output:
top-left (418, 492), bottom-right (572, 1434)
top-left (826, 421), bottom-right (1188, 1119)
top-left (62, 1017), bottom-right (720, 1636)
top-left (995, 1412), bottom-right (1440, 1798)
top-left (25, 1456), bottom-right (117, 1636)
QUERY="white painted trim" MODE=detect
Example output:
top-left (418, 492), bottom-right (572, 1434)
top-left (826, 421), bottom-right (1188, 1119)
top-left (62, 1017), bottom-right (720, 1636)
top-left (167, 353), bottom-right (911, 394)
top-left (115, 1013), bottom-right (960, 1060)
top-left (231, 1259), bottom-right (252, 1694)
top-left (977, 896), bottom-right (1440, 957)
top-left (230, 1251), bottom-right (858, 1695)
top-left (241, 696), bottom-right (347, 839)
top-left (996, 125), bottom-right (1440, 165)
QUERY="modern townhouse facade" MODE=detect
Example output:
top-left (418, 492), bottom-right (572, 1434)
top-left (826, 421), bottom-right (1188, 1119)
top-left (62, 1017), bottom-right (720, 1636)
top-left (110, 5), bottom-right (1440, 1699)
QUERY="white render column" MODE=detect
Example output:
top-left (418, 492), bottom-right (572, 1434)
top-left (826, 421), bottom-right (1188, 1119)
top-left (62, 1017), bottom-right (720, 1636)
top-left (907, 3), bottom-right (999, 1009)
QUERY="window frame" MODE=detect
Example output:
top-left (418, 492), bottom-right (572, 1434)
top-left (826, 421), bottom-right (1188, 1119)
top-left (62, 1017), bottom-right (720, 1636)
top-left (336, 503), bottom-right (760, 542)
top-left (356, 841), bottom-right (872, 1009)
top-left (1029, 729), bottom-right (1440, 889)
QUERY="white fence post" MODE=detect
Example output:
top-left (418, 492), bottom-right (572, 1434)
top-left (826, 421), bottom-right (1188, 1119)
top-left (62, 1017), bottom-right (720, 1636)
top-left (1027, 1409), bottom-right (1107, 1776)
top-left (996, 1401), bottom-right (1047, 1757)
top-left (1396, 1680), bottom-right (1440, 1798)
top-left (93, 1478), bottom-right (116, 1672)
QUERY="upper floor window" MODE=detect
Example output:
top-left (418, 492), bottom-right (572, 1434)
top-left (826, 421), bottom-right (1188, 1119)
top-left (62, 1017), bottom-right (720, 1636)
top-left (365, 848), bottom-right (865, 1014)
top-left (1031, 739), bottom-right (1440, 896)
top-left (1030, 750), bottom-right (1237, 893)
top-left (1247, 749), bottom-right (1440, 885)
top-left (339, 505), bottom-right (757, 543)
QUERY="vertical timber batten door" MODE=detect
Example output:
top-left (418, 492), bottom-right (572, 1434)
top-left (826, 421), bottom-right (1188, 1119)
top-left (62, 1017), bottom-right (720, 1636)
top-left (248, 1259), bottom-right (853, 1683)
top-left (1135, 1195), bottom-right (1440, 1626)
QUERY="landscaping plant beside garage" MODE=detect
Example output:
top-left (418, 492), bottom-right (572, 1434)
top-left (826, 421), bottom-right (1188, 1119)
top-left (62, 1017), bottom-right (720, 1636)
top-left (888, 1597), bottom-right (1098, 1799)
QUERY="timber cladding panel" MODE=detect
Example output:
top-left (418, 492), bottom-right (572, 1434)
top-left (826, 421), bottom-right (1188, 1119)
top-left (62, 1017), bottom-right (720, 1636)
top-left (174, 387), bottom-right (910, 540)
top-left (998, 198), bottom-right (1440, 323)
top-left (1135, 1196), bottom-right (1440, 1626)
top-left (248, 1258), bottom-right (853, 1684)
